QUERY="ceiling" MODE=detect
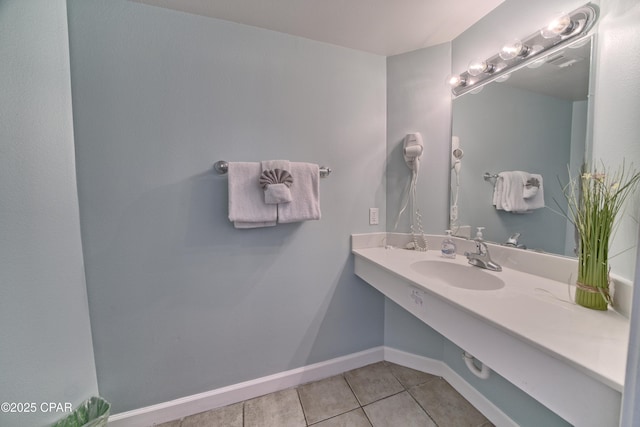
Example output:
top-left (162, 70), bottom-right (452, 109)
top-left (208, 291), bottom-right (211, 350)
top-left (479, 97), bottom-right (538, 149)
top-left (133, 0), bottom-right (506, 56)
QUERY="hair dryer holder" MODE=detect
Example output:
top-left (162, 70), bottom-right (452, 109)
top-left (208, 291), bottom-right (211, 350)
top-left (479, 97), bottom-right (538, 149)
top-left (403, 133), bottom-right (424, 171)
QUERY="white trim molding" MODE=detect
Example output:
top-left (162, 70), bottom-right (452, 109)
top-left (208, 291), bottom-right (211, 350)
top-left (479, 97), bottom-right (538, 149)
top-left (107, 347), bottom-right (384, 427)
top-left (108, 346), bottom-right (515, 427)
top-left (383, 347), bottom-right (517, 427)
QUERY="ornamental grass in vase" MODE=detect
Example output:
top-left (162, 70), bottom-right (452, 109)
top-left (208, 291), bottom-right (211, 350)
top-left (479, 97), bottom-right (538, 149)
top-left (561, 163), bottom-right (640, 310)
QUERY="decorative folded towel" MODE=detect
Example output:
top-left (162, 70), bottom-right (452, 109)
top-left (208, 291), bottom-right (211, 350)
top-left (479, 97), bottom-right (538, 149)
top-left (277, 162), bottom-right (321, 223)
top-left (261, 160), bottom-right (290, 171)
top-left (523, 174), bottom-right (541, 199)
top-left (521, 173), bottom-right (544, 211)
top-left (228, 162), bottom-right (277, 228)
top-left (260, 160), bottom-right (293, 204)
top-left (493, 171), bottom-right (545, 213)
top-left (260, 168), bottom-right (293, 204)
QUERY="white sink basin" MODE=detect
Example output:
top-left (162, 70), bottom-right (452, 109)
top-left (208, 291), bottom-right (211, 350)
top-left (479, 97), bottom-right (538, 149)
top-left (410, 260), bottom-right (505, 291)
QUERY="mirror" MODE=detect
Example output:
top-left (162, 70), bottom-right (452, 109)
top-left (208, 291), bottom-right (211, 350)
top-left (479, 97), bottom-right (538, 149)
top-left (450, 37), bottom-right (593, 256)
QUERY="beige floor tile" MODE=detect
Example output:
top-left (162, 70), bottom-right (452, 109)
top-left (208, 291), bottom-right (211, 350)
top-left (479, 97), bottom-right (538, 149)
top-left (244, 388), bottom-right (306, 427)
top-left (310, 408), bottom-right (372, 427)
top-left (409, 378), bottom-right (491, 427)
top-left (155, 420), bottom-right (181, 427)
top-left (386, 362), bottom-right (437, 389)
top-left (298, 375), bottom-right (360, 424)
top-left (179, 402), bottom-right (243, 427)
top-left (344, 362), bottom-right (404, 405)
top-left (363, 391), bottom-right (436, 427)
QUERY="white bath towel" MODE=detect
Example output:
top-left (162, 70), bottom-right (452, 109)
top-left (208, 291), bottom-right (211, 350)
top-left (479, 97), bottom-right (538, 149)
top-left (228, 162), bottom-right (277, 228)
top-left (277, 162), bottom-right (321, 223)
top-left (494, 171), bottom-right (544, 213)
top-left (261, 160), bottom-right (290, 171)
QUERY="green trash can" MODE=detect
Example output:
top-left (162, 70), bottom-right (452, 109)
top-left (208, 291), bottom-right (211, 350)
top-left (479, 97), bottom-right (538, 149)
top-left (51, 397), bottom-right (110, 427)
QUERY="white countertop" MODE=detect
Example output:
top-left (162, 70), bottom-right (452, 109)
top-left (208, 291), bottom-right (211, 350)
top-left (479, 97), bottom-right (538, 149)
top-left (353, 244), bottom-right (629, 391)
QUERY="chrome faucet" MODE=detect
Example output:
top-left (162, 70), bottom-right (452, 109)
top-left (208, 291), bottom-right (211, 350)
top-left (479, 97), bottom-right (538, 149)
top-left (465, 238), bottom-right (502, 272)
top-left (503, 232), bottom-right (526, 249)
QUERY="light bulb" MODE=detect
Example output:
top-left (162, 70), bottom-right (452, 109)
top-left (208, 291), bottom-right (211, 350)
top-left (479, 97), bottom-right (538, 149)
top-left (541, 15), bottom-right (575, 39)
top-left (499, 39), bottom-right (530, 60)
top-left (467, 59), bottom-right (494, 76)
top-left (447, 74), bottom-right (466, 88)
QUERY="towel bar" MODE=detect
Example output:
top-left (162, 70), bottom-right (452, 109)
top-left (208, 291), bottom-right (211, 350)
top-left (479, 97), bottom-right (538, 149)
top-left (483, 172), bottom-right (540, 188)
top-left (483, 172), bottom-right (499, 181)
top-left (214, 160), bottom-right (332, 178)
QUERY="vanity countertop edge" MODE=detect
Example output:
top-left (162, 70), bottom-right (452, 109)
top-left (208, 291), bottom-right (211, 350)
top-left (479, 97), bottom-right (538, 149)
top-left (351, 232), bottom-right (629, 393)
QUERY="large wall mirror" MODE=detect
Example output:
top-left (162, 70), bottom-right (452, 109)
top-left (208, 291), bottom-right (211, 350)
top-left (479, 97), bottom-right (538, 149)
top-left (451, 36), bottom-right (593, 257)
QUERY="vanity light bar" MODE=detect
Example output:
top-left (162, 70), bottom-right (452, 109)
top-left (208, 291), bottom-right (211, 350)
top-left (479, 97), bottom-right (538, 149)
top-left (449, 3), bottom-right (598, 97)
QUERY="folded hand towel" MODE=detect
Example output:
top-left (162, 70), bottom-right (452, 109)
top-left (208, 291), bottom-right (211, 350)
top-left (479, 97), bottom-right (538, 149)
top-left (277, 162), bottom-right (321, 223)
top-left (264, 182), bottom-right (293, 204)
top-left (494, 171), bottom-right (544, 213)
top-left (261, 160), bottom-right (290, 171)
top-left (261, 160), bottom-right (293, 204)
top-left (493, 175), bottom-right (505, 209)
top-left (228, 162), bottom-right (277, 228)
top-left (522, 175), bottom-right (541, 199)
top-left (521, 173), bottom-right (544, 211)
top-left (503, 171), bottom-right (527, 212)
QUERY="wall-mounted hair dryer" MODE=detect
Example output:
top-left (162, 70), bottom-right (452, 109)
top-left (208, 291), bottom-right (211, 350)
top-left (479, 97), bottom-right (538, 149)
top-left (403, 132), bottom-right (424, 171)
top-left (451, 136), bottom-right (464, 224)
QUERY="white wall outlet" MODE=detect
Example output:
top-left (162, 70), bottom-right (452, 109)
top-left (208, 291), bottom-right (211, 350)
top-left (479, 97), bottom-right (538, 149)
top-left (369, 208), bottom-right (379, 225)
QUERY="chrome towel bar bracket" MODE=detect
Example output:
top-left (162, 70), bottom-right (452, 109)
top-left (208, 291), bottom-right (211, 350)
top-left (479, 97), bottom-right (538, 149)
top-left (214, 160), bottom-right (332, 178)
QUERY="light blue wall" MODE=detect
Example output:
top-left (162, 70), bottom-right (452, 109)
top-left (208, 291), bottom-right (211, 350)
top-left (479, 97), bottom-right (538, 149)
top-left (67, 0), bottom-right (386, 413)
top-left (384, 300), bottom-right (444, 360)
top-left (592, 0), bottom-right (640, 281)
top-left (452, 83), bottom-right (573, 254)
top-left (0, 1), bottom-right (98, 426)
top-left (386, 42), bottom-right (451, 233)
top-left (602, 3), bottom-right (640, 421)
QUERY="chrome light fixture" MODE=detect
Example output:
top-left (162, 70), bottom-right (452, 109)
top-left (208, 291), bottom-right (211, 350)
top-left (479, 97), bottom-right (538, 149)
top-left (467, 59), bottom-right (495, 76)
top-left (499, 39), bottom-right (531, 60)
top-left (449, 3), bottom-right (598, 97)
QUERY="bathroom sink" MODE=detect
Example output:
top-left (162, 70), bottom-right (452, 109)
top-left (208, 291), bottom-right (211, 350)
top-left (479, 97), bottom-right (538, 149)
top-left (410, 260), bottom-right (505, 291)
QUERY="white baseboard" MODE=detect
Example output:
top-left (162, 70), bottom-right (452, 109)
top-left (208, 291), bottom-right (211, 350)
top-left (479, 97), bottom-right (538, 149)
top-left (108, 346), bottom-right (516, 427)
top-left (107, 346), bottom-right (384, 427)
top-left (384, 347), bottom-right (517, 427)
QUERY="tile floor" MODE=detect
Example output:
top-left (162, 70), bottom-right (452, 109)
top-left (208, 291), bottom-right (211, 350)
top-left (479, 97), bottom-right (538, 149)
top-left (156, 361), bottom-right (494, 427)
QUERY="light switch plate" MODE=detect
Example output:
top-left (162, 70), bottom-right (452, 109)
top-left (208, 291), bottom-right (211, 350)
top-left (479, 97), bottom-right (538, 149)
top-left (369, 208), bottom-right (379, 225)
